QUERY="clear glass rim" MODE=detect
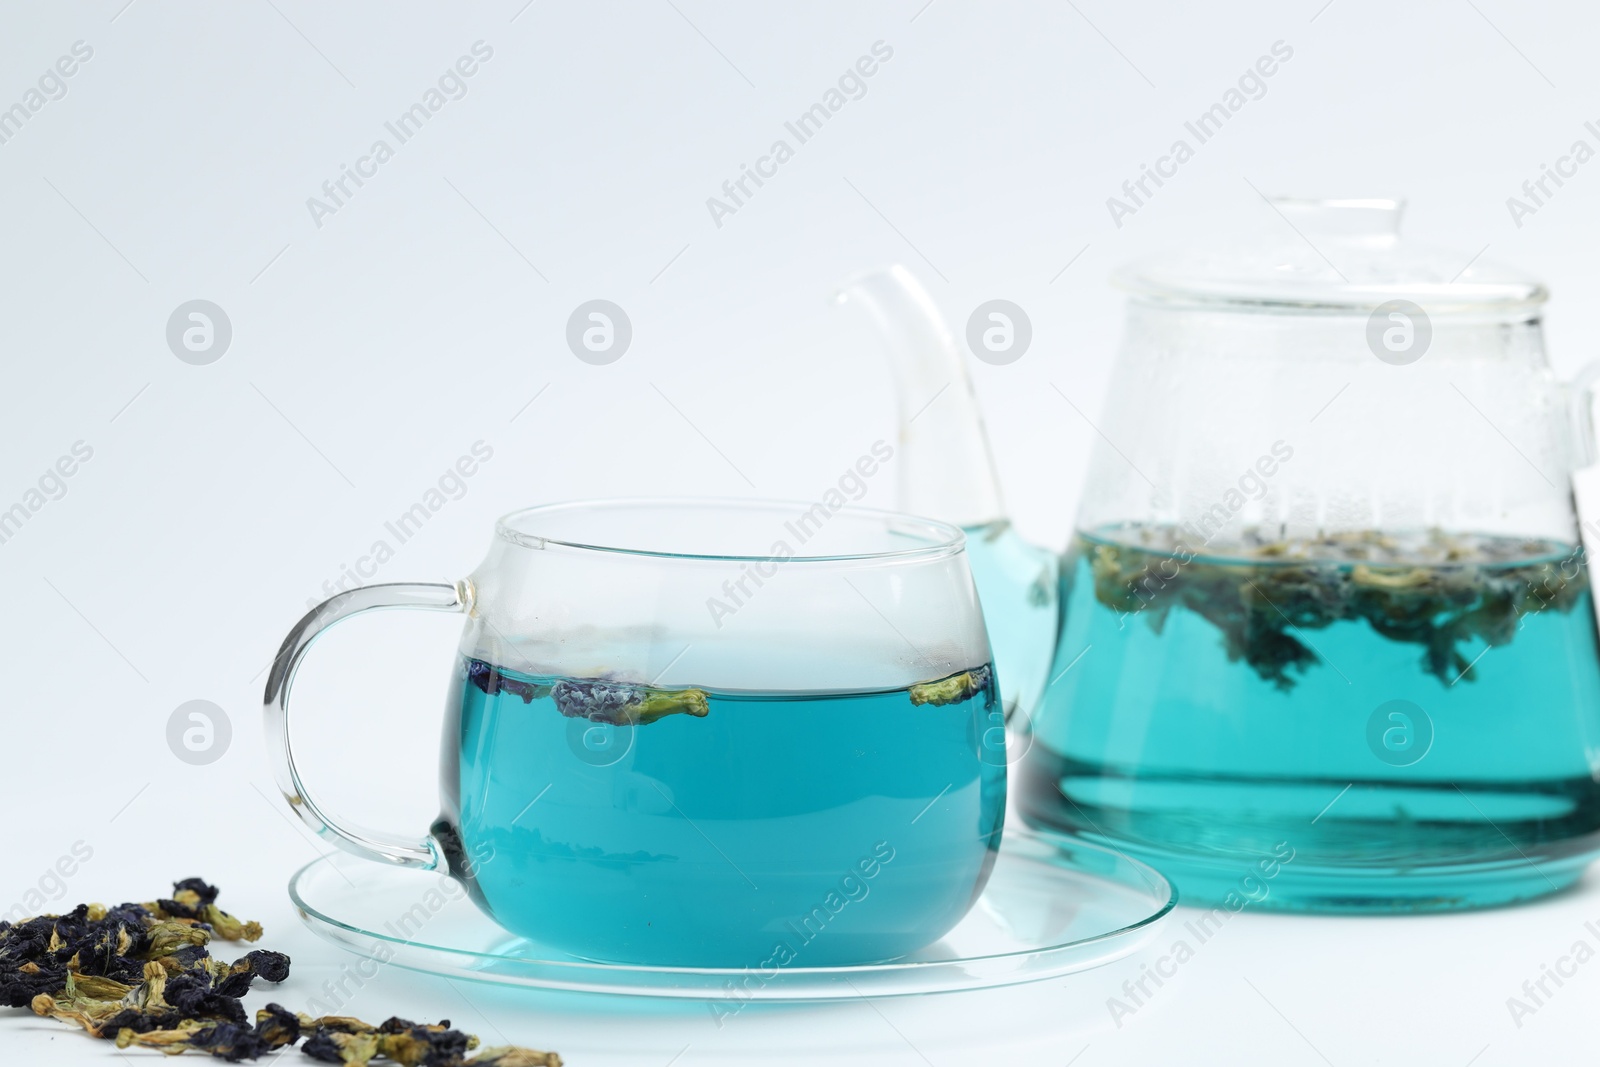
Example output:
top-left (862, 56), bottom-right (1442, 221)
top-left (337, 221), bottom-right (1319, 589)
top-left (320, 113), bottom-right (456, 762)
top-left (1110, 194), bottom-right (1548, 312)
top-left (494, 497), bottom-right (967, 564)
top-left (1113, 279), bottom-right (1548, 313)
top-left (1118, 289), bottom-right (1548, 318)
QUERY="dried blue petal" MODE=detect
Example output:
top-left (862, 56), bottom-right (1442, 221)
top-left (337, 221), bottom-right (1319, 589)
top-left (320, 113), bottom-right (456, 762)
top-left (550, 679), bottom-right (640, 722)
top-left (466, 659), bottom-right (551, 704)
top-left (252, 1002), bottom-right (300, 1047)
top-left (158, 877), bottom-right (222, 920)
top-left (299, 1028), bottom-right (345, 1062)
top-left (185, 1021), bottom-right (280, 1062)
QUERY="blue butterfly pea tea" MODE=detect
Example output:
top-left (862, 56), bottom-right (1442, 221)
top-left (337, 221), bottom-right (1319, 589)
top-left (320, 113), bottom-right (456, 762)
top-left (439, 657), bottom-right (1004, 967)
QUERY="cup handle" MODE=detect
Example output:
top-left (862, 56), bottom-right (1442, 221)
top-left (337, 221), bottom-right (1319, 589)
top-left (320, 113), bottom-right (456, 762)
top-left (263, 580), bottom-right (471, 870)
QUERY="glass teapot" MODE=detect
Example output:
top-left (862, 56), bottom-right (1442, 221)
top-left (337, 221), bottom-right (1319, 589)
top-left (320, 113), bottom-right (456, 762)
top-left (842, 199), bottom-right (1600, 911)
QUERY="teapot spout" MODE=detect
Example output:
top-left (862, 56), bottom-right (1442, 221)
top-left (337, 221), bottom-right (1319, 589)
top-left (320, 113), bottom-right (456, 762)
top-left (837, 265), bottom-right (1059, 722)
top-left (835, 265), bottom-right (1005, 527)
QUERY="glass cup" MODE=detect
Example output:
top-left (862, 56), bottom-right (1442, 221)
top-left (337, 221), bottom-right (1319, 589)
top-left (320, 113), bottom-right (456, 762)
top-left (265, 499), bottom-right (1006, 967)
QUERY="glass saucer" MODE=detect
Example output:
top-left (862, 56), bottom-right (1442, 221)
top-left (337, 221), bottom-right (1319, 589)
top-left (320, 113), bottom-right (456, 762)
top-left (288, 831), bottom-right (1174, 1000)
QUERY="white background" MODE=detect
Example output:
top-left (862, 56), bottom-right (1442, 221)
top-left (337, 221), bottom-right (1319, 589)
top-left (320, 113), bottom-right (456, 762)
top-left (5, 1), bottom-right (1600, 1063)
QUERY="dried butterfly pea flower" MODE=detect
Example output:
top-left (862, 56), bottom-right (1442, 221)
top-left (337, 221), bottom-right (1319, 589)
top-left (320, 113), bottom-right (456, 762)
top-left (221, 949), bottom-right (291, 992)
top-left (626, 687), bottom-right (710, 725)
top-left (551, 679), bottom-right (709, 725)
top-left (467, 658), bottom-right (710, 726)
top-left (116, 1020), bottom-right (275, 1062)
top-left (162, 970), bottom-right (250, 1025)
top-left (126, 1004), bottom-right (555, 1066)
top-left (5, 880), bottom-right (561, 1063)
top-left (252, 1002), bottom-right (302, 1047)
top-left (1080, 526), bottom-right (1591, 689)
top-left (146, 877), bottom-right (264, 943)
top-left (63, 972), bottom-right (134, 1000)
top-left (302, 1027), bottom-right (381, 1063)
top-left (1, 960), bottom-right (64, 1008)
top-left (374, 1018), bottom-right (476, 1066)
top-left (550, 679), bottom-right (634, 721)
top-left (299, 1014), bottom-right (478, 1066)
top-left (116, 1004), bottom-right (303, 1063)
top-left (158, 877), bottom-right (223, 919)
top-left (143, 919), bottom-right (215, 959)
top-left (909, 665), bottom-right (993, 707)
top-left (5, 879), bottom-right (286, 1056)
top-left (466, 660), bottom-right (552, 704)
top-left (196, 906), bottom-right (263, 943)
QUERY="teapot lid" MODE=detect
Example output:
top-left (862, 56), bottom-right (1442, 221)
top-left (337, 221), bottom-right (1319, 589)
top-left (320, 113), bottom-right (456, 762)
top-left (1112, 198), bottom-right (1547, 313)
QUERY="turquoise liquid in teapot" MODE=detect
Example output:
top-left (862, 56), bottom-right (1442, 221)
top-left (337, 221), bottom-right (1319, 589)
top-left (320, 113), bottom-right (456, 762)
top-left (1019, 523), bottom-right (1600, 911)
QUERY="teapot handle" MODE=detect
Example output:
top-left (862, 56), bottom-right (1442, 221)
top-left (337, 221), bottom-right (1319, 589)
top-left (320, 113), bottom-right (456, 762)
top-left (1570, 361), bottom-right (1600, 470)
top-left (262, 580), bottom-right (471, 870)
